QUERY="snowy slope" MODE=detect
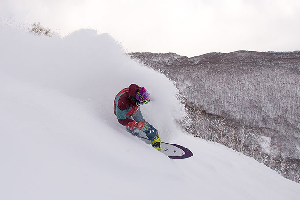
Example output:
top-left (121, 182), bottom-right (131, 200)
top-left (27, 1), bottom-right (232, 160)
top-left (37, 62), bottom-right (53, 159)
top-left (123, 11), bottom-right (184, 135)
top-left (1, 25), bottom-right (300, 200)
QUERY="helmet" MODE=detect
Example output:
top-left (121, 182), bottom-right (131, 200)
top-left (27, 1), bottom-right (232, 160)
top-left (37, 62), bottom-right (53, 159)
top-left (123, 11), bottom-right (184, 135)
top-left (136, 87), bottom-right (150, 104)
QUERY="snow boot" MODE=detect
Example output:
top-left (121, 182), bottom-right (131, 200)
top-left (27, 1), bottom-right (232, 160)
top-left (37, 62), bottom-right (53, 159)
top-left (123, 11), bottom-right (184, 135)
top-left (151, 134), bottom-right (161, 151)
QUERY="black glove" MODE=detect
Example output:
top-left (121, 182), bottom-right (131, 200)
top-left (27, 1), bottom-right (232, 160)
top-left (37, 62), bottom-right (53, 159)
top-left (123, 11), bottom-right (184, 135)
top-left (145, 124), bottom-right (157, 136)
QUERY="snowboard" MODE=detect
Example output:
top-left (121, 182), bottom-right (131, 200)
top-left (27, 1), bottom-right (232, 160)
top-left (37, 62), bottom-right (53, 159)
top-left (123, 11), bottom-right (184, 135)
top-left (138, 136), bottom-right (193, 159)
top-left (160, 141), bottom-right (193, 159)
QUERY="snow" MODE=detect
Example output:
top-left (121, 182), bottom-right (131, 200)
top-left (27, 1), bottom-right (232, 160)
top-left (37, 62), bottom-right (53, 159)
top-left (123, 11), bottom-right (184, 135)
top-left (1, 25), bottom-right (300, 200)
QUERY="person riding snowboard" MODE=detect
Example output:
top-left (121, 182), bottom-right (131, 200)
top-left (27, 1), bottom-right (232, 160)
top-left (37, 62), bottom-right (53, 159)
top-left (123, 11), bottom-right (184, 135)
top-left (114, 84), bottom-right (161, 150)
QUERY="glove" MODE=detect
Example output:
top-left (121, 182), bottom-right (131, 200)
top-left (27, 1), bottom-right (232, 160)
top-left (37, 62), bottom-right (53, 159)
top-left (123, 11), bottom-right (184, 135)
top-left (145, 124), bottom-right (157, 134)
top-left (136, 122), bottom-right (150, 132)
top-left (144, 124), bottom-right (158, 139)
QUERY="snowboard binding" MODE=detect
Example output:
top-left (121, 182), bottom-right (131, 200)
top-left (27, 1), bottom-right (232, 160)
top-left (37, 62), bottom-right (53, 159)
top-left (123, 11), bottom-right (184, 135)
top-left (151, 134), bottom-right (161, 151)
top-left (144, 124), bottom-right (161, 151)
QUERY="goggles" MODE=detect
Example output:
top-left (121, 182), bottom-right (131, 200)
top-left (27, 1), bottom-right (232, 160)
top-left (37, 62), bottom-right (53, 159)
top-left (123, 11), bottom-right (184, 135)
top-left (137, 91), bottom-right (150, 104)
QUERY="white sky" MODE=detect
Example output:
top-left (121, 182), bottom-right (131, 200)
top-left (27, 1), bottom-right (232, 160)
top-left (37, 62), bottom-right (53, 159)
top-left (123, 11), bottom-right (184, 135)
top-left (1, 0), bottom-right (300, 57)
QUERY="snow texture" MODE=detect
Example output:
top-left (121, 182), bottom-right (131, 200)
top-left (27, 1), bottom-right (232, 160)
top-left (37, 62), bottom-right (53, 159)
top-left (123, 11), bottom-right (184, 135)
top-left (1, 25), bottom-right (300, 200)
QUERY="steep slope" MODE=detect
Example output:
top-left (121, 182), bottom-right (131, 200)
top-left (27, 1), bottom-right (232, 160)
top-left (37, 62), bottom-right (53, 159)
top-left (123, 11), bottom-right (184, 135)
top-left (1, 25), bottom-right (300, 200)
top-left (129, 51), bottom-right (300, 183)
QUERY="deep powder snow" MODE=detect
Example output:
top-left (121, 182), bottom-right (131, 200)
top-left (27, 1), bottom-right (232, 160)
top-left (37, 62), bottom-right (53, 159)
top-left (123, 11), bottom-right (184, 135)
top-left (1, 25), bottom-right (300, 200)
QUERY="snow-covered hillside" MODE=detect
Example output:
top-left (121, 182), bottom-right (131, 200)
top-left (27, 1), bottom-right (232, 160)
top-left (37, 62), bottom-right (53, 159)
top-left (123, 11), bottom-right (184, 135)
top-left (1, 25), bottom-right (300, 200)
top-left (129, 51), bottom-right (300, 183)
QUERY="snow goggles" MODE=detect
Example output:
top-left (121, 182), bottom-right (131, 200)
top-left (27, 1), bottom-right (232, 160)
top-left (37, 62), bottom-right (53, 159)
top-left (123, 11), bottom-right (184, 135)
top-left (137, 91), bottom-right (150, 104)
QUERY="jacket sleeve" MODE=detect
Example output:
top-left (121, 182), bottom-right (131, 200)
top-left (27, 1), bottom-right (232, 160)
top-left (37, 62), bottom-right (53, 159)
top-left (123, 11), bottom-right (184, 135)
top-left (118, 106), bottom-right (139, 129)
top-left (126, 106), bottom-right (139, 116)
top-left (118, 118), bottom-right (136, 129)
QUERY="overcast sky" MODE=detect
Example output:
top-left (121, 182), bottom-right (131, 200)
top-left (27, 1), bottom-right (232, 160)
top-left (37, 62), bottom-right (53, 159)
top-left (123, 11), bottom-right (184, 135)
top-left (1, 0), bottom-right (300, 57)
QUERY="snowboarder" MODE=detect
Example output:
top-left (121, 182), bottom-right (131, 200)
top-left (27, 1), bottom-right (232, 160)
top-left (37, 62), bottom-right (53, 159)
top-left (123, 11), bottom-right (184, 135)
top-left (114, 84), bottom-right (161, 150)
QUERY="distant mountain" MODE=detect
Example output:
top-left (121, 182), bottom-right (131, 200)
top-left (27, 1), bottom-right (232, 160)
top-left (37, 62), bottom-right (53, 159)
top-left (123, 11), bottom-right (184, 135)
top-left (129, 50), bottom-right (300, 183)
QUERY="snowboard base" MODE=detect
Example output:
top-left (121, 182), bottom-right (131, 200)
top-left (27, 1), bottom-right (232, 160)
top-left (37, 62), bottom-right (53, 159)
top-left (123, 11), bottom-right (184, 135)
top-left (160, 142), bottom-right (193, 159)
top-left (138, 136), bottom-right (193, 159)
